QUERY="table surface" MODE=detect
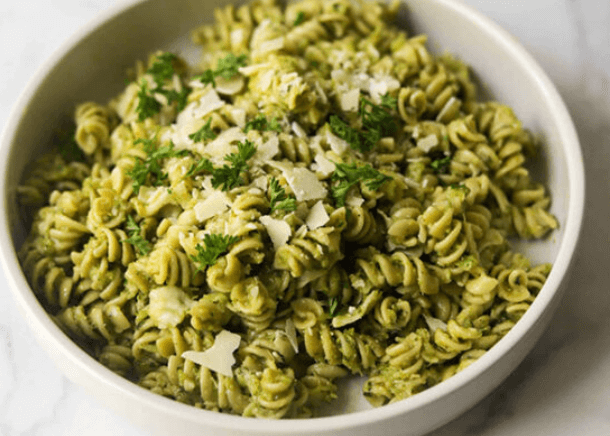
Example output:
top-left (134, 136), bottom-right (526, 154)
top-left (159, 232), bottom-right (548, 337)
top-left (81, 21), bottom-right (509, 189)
top-left (1, 1), bottom-right (608, 435)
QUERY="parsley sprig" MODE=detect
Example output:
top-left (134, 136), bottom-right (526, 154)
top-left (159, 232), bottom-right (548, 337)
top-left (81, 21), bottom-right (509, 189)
top-left (194, 53), bottom-right (247, 88)
top-left (135, 52), bottom-right (190, 121)
top-left (331, 162), bottom-right (392, 207)
top-left (269, 177), bottom-right (297, 213)
top-left (125, 215), bottom-right (152, 255)
top-left (329, 95), bottom-right (397, 153)
top-left (293, 11), bottom-right (306, 26)
top-left (244, 114), bottom-right (282, 133)
top-left (189, 118), bottom-right (217, 143)
top-left (191, 234), bottom-right (240, 272)
top-left (186, 140), bottom-right (257, 191)
top-left (430, 155), bottom-right (451, 173)
top-left (127, 138), bottom-right (188, 194)
top-left (328, 297), bottom-right (339, 317)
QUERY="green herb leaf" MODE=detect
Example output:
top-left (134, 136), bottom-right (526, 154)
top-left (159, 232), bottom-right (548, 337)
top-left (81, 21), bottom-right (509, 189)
top-left (125, 215), bottom-right (152, 255)
top-left (147, 52), bottom-right (177, 87)
top-left (331, 162), bottom-right (392, 207)
top-left (195, 53), bottom-right (247, 88)
top-left (381, 93), bottom-right (397, 110)
top-left (189, 118), bottom-right (217, 143)
top-left (269, 177), bottom-right (297, 213)
top-left (244, 114), bottom-right (282, 133)
top-left (136, 80), bottom-right (161, 122)
top-left (329, 115), bottom-right (366, 152)
top-left (359, 96), bottom-right (397, 137)
top-left (127, 138), bottom-right (188, 194)
top-left (215, 53), bottom-right (248, 80)
top-left (57, 127), bottom-right (85, 162)
top-left (157, 87), bottom-right (191, 112)
top-left (210, 140), bottom-right (257, 191)
top-left (293, 11), bottom-right (305, 26)
top-left (191, 234), bottom-right (240, 272)
top-left (328, 297), bottom-right (339, 317)
top-left (430, 155), bottom-right (451, 173)
top-left (186, 157), bottom-right (214, 178)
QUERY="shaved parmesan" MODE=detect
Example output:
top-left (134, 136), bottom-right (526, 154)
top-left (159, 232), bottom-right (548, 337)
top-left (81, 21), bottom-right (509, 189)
top-left (205, 127), bottom-right (245, 160)
top-left (326, 131), bottom-right (349, 156)
top-left (313, 153), bottom-right (335, 177)
top-left (340, 88), bottom-right (360, 112)
top-left (284, 318), bottom-right (299, 353)
top-left (214, 76), bottom-right (245, 96)
top-left (193, 89), bottom-right (225, 119)
top-left (194, 191), bottom-right (231, 222)
top-left (182, 330), bottom-right (241, 377)
top-left (306, 201), bottom-right (329, 230)
top-left (254, 136), bottom-right (279, 163)
top-left (258, 37), bottom-right (284, 54)
top-left (260, 216), bottom-right (291, 249)
top-left (345, 194), bottom-right (365, 207)
top-left (417, 134), bottom-right (439, 152)
top-left (283, 167), bottom-right (327, 201)
top-left (148, 286), bottom-right (194, 329)
top-left (423, 314), bottom-right (447, 332)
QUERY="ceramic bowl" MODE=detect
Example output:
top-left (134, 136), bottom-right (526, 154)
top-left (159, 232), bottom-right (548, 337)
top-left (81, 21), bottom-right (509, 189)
top-left (0, 0), bottom-right (584, 435)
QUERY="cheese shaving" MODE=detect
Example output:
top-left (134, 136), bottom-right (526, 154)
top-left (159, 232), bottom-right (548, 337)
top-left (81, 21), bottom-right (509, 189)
top-left (260, 215), bottom-right (291, 249)
top-left (283, 167), bottom-right (327, 201)
top-left (305, 201), bottom-right (329, 230)
top-left (182, 330), bottom-right (241, 377)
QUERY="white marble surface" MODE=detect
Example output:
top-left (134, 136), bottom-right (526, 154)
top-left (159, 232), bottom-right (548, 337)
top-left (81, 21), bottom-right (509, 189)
top-left (0, 0), bottom-right (608, 435)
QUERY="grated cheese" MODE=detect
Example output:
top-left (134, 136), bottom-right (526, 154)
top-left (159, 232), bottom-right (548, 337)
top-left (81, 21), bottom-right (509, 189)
top-left (260, 215), bottom-right (292, 249)
top-left (194, 191), bottom-right (231, 222)
top-left (340, 88), bottom-right (360, 112)
top-left (182, 330), bottom-right (241, 377)
top-left (283, 167), bottom-right (327, 201)
top-left (306, 200), bottom-right (329, 230)
top-left (148, 286), bottom-right (194, 329)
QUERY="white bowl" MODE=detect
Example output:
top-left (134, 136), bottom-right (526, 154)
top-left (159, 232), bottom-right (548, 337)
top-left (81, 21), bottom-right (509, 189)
top-left (0, 0), bottom-right (585, 435)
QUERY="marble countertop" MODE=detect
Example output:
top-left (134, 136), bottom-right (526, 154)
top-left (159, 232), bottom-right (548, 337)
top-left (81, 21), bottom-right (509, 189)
top-left (0, 0), bottom-right (608, 435)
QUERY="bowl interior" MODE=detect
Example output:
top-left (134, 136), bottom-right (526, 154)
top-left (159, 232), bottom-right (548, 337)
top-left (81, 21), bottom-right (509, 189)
top-left (1, 0), bottom-right (582, 434)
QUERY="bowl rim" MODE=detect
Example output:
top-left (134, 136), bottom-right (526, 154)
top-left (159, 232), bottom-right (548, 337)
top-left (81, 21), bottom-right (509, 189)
top-left (0, 0), bottom-right (585, 433)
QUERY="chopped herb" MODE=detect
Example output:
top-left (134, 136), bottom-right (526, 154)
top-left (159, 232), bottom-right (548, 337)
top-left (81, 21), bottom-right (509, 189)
top-left (328, 297), bottom-right (339, 317)
top-left (449, 183), bottom-right (471, 195)
top-left (125, 215), bottom-right (152, 255)
top-left (189, 118), bottom-right (217, 143)
top-left (329, 115), bottom-right (367, 152)
top-left (359, 96), bottom-right (397, 137)
top-left (157, 87), bottom-right (191, 112)
top-left (293, 11), bottom-right (305, 26)
top-left (57, 128), bottom-right (85, 162)
top-left (195, 53), bottom-right (248, 87)
top-left (244, 114), bottom-right (282, 133)
top-left (191, 233), bottom-right (240, 272)
top-left (127, 138), bottom-right (188, 194)
top-left (269, 177), bottom-right (297, 213)
top-left (136, 80), bottom-right (161, 121)
top-left (147, 52), bottom-right (177, 87)
top-left (210, 140), bottom-right (257, 191)
top-left (430, 155), bottom-right (451, 173)
top-left (185, 157), bottom-right (214, 178)
top-left (331, 162), bottom-right (392, 207)
top-left (381, 93), bottom-right (397, 110)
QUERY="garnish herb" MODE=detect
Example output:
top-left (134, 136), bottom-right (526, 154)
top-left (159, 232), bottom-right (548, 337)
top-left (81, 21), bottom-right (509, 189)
top-left (449, 183), bottom-right (471, 195)
top-left (125, 215), bottom-right (152, 255)
top-left (191, 234), bottom-right (240, 272)
top-left (381, 93), bottom-right (397, 110)
top-left (135, 52), bottom-right (190, 121)
top-left (328, 297), bottom-right (339, 317)
top-left (244, 114), bottom-right (282, 133)
top-left (430, 155), bottom-right (451, 173)
top-left (186, 140), bottom-right (257, 191)
top-left (331, 162), bottom-right (392, 207)
top-left (329, 96), bottom-right (397, 152)
top-left (195, 53), bottom-right (248, 87)
top-left (269, 177), bottom-right (297, 213)
top-left (127, 138), bottom-right (188, 194)
top-left (293, 11), bottom-right (305, 26)
top-left (136, 80), bottom-right (161, 122)
top-left (189, 118), bottom-right (217, 143)
top-left (57, 127), bottom-right (85, 162)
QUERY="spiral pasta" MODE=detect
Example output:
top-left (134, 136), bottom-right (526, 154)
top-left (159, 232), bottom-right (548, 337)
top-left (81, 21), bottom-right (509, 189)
top-left (17, 0), bottom-right (557, 418)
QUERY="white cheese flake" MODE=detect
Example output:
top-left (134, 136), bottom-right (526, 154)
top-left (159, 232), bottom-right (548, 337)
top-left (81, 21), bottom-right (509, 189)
top-left (313, 153), bottom-right (335, 177)
top-left (306, 201), bottom-right (330, 230)
top-left (258, 37), bottom-right (285, 54)
top-left (182, 330), bottom-right (241, 377)
top-left (284, 318), bottom-right (299, 353)
top-left (340, 88), bottom-right (360, 112)
top-left (148, 286), bottom-right (194, 329)
top-left (194, 191), bottom-right (231, 222)
top-left (326, 131), bottom-right (350, 156)
top-left (193, 89), bottom-right (225, 119)
top-left (423, 314), bottom-right (448, 333)
top-left (260, 215), bottom-right (292, 249)
top-left (254, 136), bottom-right (279, 164)
top-left (417, 134), bottom-right (439, 152)
top-left (283, 167), bottom-right (327, 201)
